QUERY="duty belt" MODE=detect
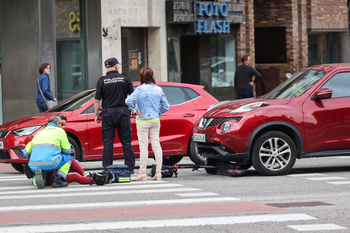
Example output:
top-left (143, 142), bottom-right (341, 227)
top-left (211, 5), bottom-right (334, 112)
top-left (105, 107), bottom-right (127, 111)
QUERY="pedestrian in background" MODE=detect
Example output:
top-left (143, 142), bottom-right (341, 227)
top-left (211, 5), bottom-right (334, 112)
top-left (234, 55), bottom-right (262, 99)
top-left (126, 67), bottom-right (169, 181)
top-left (36, 63), bottom-right (57, 113)
top-left (94, 57), bottom-right (135, 173)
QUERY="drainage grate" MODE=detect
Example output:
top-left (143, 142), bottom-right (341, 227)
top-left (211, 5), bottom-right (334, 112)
top-left (266, 201), bottom-right (333, 208)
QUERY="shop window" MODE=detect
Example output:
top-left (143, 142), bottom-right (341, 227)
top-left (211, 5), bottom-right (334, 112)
top-left (211, 37), bottom-right (236, 87)
top-left (255, 27), bottom-right (286, 63)
top-left (55, 0), bottom-right (86, 101)
top-left (168, 37), bottom-right (181, 82)
top-left (308, 33), bottom-right (336, 66)
top-left (121, 28), bottom-right (148, 82)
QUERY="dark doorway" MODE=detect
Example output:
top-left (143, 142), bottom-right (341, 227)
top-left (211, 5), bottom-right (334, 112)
top-left (180, 36), bottom-right (200, 84)
top-left (256, 68), bottom-right (280, 97)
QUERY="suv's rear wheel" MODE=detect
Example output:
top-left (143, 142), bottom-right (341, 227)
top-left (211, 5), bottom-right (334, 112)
top-left (252, 131), bottom-right (296, 176)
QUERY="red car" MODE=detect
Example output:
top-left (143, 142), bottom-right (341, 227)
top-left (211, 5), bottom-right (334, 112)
top-left (194, 63), bottom-right (350, 175)
top-left (0, 82), bottom-right (218, 172)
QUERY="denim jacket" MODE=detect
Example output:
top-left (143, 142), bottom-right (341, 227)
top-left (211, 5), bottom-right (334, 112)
top-left (125, 83), bottom-right (169, 120)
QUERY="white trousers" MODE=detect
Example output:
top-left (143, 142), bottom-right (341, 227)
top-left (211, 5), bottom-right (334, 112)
top-left (136, 121), bottom-right (163, 173)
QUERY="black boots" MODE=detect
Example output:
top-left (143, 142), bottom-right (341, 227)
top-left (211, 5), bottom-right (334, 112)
top-left (52, 175), bottom-right (68, 188)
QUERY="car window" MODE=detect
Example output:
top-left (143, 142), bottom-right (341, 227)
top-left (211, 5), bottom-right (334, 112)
top-left (48, 89), bottom-right (96, 112)
top-left (160, 86), bottom-right (189, 105)
top-left (263, 69), bottom-right (326, 99)
top-left (321, 72), bottom-right (350, 98)
top-left (183, 87), bottom-right (200, 100)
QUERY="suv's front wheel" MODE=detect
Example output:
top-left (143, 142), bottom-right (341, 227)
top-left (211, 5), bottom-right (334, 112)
top-left (252, 131), bottom-right (296, 176)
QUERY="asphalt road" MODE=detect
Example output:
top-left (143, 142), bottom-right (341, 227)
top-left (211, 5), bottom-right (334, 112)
top-left (1, 156), bottom-right (350, 232)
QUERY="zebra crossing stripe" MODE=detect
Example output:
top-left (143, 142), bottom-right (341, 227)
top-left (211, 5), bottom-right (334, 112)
top-left (287, 173), bottom-right (325, 177)
top-left (0, 214), bottom-right (316, 232)
top-left (288, 224), bottom-right (347, 231)
top-left (0, 188), bottom-right (200, 200)
top-left (0, 180), bottom-right (166, 191)
top-left (0, 183), bottom-right (182, 195)
top-left (306, 177), bottom-right (348, 181)
top-left (0, 197), bottom-right (240, 212)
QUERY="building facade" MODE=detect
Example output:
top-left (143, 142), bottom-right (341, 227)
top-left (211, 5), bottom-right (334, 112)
top-left (0, 0), bottom-right (349, 124)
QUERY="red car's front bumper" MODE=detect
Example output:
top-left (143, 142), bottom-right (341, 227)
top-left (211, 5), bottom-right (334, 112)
top-left (0, 147), bottom-right (28, 163)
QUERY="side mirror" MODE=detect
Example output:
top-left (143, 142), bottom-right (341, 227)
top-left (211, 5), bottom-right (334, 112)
top-left (311, 88), bottom-right (332, 100)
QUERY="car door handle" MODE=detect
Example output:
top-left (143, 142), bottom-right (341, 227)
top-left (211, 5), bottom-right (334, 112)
top-left (183, 113), bottom-right (195, 117)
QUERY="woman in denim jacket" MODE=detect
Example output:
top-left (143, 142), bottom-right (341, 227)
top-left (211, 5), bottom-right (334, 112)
top-left (126, 67), bottom-right (169, 181)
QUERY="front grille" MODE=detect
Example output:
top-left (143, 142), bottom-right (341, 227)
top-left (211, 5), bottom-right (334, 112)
top-left (0, 149), bottom-right (10, 160)
top-left (200, 117), bottom-right (242, 129)
top-left (0, 130), bottom-right (10, 139)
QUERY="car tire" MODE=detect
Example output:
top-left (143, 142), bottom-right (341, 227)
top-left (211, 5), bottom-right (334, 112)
top-left (188, 139), bottom-right (206, 165)
top-left (11, 163), bottom-right (24, 173)
top-left (205, 159), bottom-right (217, 174)
top-left (163, 155), bottom-right (183, 165)
top-left (252, 131), bottom-right (296, 176)
top-left (68, 136), bottom-right (81, 161)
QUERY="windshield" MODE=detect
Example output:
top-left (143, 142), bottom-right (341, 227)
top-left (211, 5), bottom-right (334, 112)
top-left (263, 69), bottom-right (327, 99)
top-left (48, 89), bottom-right (96, 112)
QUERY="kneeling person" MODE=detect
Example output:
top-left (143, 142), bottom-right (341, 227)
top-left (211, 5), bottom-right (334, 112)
top-left (24, 116), bottom-right (72, 189)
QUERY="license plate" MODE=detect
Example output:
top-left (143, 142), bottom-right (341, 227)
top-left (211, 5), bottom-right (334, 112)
top-left (193, 133), bottom-right (206, 143)
top-left (0, 141), bottom-right (3, 149)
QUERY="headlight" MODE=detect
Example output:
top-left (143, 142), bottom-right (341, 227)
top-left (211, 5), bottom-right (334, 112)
top-left (230, 102), bottom-right (271, 114)
top-left (221, 121), bottom-right (232, 133)
top-left (12, 126), bottom-right (42, 136)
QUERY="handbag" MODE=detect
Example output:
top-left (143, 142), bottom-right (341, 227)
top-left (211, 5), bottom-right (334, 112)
top-left (37, 78), bottom-right (57, 109)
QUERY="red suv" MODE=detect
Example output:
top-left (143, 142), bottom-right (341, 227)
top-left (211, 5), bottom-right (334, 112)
top-left (193, 64), bottom-right (350, 175)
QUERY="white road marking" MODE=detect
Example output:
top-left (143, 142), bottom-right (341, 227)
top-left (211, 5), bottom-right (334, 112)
top-left (0, 197), bottom-right (241, 212)
top-left (288, 224), bottom-right (347, 231)
top-left (287, 173), bottom-right (325, 177)
top-left (176, 192), bottom-right (219, 197)
top-left (0, 214), bottom-right (315, 232)
top-left (0, 183), bottom-right (182, 195)
top-left (0, 180), bottom-right (167, 191)
top-left (0, 177), bottom-right (28, 181)
top-left (306, 177), bottom-right (348, 181)
top-left (0, 187), bottom-right (200, 200)
top-left (327, 181), bottom-right (350, 185)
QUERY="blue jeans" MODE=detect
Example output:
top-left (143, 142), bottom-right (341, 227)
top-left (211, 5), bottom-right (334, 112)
top-left (37, 102), bottom-right (48, 113)
top-left (237, 92), bottom-right (254, 99)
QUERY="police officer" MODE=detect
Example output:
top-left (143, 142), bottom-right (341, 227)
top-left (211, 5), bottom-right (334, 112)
top-left (94, 57), bottom-right (135, 173)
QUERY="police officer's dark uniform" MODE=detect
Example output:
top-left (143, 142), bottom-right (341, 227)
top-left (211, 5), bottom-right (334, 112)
top-left (95, 58), bottom-right (135, 172)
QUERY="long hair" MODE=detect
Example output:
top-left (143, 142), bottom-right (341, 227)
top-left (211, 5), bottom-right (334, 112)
top-left (39, 63), bottom-right (50, 74)
top-left (139, 67), bottom-right (156, 84)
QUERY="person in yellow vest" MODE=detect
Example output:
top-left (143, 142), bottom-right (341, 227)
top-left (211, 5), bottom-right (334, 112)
top-left (23, 115), bottom-right (72, 189)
